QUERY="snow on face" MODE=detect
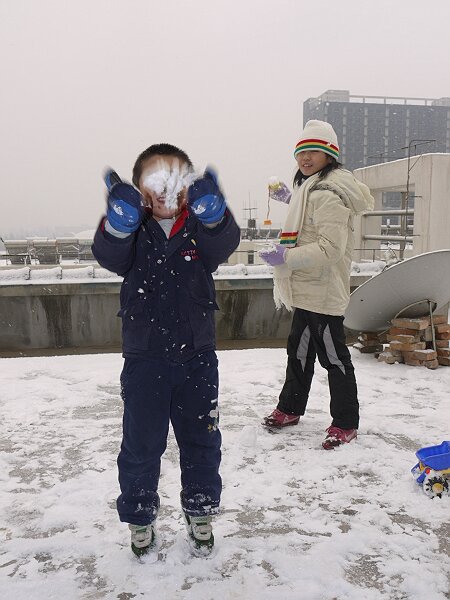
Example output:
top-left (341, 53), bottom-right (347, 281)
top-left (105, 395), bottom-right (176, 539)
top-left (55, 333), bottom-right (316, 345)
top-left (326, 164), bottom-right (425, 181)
top-left (142, 162), bottom-right (197, 210)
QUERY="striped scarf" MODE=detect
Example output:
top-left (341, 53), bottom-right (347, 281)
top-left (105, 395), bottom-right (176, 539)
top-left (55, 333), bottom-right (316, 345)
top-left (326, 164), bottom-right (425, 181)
top-left (273, 173), bottom-right (320, 310)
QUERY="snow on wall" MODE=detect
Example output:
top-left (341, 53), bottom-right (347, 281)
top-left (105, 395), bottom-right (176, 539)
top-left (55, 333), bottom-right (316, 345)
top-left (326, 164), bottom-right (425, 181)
top-left (0, 262), bottom-right (386, 285)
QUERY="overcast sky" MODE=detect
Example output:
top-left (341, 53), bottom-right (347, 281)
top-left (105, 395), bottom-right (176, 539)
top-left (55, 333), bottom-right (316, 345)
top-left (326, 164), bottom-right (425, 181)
top-left (1, 0), bottom-right (450, 236)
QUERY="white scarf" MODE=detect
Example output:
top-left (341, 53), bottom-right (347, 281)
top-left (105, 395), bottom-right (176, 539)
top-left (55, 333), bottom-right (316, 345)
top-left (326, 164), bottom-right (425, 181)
top-left (273, 174), bottom-right (320, 311)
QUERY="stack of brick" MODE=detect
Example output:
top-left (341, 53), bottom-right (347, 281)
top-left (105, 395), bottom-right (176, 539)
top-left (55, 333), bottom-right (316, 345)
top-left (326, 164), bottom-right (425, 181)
top-left (377, 315), bottom-right (450, 369)
top-left (353, 332), bottom-right (384, 354)
top-left (433, 319), bottom-right (450, 366)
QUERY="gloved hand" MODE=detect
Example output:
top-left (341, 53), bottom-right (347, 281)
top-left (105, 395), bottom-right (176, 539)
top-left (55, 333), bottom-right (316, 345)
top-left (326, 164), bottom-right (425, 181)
top-left (187, 167), bottom-right (227, 224)
top-left (259, 243), bottom-right (287, 267)
top-left (268, 178), bottom-right (291, 204)
top-left (104, 169), bottom-right (144, 234)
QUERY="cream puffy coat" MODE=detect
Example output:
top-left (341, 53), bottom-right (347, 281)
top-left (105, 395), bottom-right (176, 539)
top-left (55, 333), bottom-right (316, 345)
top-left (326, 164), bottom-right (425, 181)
top-left (284, 169), bottom-right (374, 316)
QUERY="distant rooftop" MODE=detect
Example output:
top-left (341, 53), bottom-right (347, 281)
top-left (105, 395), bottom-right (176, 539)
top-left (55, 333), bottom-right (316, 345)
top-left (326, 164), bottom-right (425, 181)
top-left (306, 89), bottom-right (450, 107)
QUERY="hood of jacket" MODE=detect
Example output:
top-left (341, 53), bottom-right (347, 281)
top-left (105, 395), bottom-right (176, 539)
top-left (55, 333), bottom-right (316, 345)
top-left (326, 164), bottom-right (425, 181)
top-left (311, 168), bottom-right (374, 215)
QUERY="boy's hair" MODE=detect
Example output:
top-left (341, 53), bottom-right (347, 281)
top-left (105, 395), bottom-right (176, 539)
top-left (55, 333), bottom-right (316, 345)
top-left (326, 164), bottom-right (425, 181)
top-left (132, 143), bottom-right (193, 187)
top-left (293, 157), bottom-right (341, 188)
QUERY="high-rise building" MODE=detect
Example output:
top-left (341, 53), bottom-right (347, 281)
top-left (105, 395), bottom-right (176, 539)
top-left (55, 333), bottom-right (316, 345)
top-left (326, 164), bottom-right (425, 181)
top-left (303, 90), bottom-right (450, 170)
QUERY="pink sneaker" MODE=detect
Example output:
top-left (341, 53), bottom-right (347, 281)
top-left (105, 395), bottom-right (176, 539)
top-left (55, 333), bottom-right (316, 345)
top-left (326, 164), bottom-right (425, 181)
top-left (263, 408), bottom-right (300, 428)
top-left (322, 425), bottom-right (357, 450)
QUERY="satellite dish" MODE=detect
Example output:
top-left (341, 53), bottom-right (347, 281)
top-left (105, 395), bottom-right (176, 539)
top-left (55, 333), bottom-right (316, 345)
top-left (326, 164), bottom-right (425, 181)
top-left (344, 250), bottom-right (450, 332)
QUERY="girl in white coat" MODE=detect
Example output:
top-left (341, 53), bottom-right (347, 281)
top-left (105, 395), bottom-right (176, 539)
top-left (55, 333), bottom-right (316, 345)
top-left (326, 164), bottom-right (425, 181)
top-left (259, 120), bottom-right (374, 449)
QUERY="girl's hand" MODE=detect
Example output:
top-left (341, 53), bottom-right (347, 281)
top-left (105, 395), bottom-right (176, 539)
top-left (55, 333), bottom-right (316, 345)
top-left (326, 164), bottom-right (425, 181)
top-left (268, 178), bottom-right (291, 204)
top-left (259, 243), bottom-right (287, 267)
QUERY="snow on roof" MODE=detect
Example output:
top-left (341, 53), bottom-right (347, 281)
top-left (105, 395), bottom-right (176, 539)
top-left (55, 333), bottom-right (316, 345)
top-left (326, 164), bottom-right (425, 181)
top-left (74, 229), bottom-right (96, 239)
top-left (0, 348), bottom-right (448, 598)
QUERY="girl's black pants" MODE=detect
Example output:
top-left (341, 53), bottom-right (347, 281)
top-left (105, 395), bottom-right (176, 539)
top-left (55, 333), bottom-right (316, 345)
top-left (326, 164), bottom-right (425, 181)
top-left (277, 308), bottom-right (359, 430)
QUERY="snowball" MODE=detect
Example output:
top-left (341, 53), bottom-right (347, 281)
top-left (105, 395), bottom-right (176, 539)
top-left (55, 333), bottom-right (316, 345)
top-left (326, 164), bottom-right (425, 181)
top-left (142, 164), bottom-right (197, 209)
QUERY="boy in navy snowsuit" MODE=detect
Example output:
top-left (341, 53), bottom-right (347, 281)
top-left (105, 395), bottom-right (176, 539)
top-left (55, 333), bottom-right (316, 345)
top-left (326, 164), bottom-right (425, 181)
top-left (92, 144), bottom-right (240, 556)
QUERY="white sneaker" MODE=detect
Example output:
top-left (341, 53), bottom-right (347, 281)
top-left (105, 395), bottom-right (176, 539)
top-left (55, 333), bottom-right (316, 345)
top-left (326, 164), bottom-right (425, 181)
top-left (128, 523), bottom-right (156, 557)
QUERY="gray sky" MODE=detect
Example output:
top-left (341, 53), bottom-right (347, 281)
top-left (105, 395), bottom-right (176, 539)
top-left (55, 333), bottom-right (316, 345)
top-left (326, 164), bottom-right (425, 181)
top-left (1, 0), bottom-right (450, 236)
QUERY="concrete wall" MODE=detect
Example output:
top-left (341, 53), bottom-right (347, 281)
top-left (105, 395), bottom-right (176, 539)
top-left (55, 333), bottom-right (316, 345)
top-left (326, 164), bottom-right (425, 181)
top-left (354, 153), bottom-right (450, 261)
top-left (0, 274), bottom-right (372, 353)
top-left (0, 279), bottom-right (295, 352)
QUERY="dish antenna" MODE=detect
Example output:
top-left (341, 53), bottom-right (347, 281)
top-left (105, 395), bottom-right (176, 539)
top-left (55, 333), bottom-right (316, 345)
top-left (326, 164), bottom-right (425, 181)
top-left (344, 250), bottom-right (450, 332)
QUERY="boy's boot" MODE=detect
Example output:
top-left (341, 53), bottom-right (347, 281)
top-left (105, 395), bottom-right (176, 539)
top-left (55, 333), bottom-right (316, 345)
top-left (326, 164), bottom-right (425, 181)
top-left (183, 512), bottom-right (214, 556)
top-left (263, 408), bottom-right (300, 428)
top-left (322, 425), bottom-right (357, 450)
top-left (128, 523), bottom-right (156, 557)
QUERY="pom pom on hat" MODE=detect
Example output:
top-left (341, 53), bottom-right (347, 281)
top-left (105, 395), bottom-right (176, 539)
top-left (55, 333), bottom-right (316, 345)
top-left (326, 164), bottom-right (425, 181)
top-left (294, 120), bottom-right (339, 159)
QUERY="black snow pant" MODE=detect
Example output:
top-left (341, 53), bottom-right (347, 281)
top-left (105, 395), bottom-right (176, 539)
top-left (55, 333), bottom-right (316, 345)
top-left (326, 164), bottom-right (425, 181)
top-left (277, 308), bottom-right (359, 430)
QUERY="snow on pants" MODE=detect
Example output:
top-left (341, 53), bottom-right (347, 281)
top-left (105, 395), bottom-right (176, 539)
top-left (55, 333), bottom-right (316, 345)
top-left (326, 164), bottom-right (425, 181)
top-left (277, 308), bottom-right (359, 430)
top-left (117, 351), bottom-right (222, 526)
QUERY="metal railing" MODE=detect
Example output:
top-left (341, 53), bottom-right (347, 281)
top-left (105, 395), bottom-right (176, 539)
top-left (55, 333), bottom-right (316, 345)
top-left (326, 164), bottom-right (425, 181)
top-left (362, 208), bottom-right (416, 256)
top-left (1, 240), bottom-right (95, 266)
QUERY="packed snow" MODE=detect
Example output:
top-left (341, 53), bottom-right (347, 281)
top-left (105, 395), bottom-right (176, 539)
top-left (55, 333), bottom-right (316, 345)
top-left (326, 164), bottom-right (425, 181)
top-left (0, 348), bottom-right (449, 599)
top-left (142, 163), bottom-right (197, 210)
top-left (268, 176), bottom-right (280, 187)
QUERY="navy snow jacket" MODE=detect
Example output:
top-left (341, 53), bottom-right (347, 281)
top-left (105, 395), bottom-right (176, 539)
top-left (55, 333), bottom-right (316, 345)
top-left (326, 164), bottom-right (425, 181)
top-left (92, 209), bottom-right (240, 363)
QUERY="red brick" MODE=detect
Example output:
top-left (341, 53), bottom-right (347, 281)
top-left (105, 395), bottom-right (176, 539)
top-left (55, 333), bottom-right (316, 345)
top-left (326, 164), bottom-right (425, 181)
top-left (437, 348), bottom-right (450, 357)
top-left (430, 315), bottom-right (449, 325)
top-left (435, 340), bottom-right (450, 348)
top-left (389, 341), bottom-right (426, 352)
top-left (389, 327), bottom-right (421, 336)
top-left (386, 334), bottom-right (418, 343)
top-left (436, 332), bottom-right (450, 340)
top-left (402, 349), bottom-right (437, 361)
top-left (437, 357), bottom-right (450, 366)
top-left (390, 318), bottom-right (430, 331)
top-left (425, 359), bottom-right (440, 370)
top-left (434, 323), bottom-right (450, 334)
top-left (403, 358), bottom-right (424, 366)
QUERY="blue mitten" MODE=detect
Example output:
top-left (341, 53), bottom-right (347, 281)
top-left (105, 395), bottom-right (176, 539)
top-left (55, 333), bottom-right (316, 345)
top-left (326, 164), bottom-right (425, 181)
top-left (104, 169), bottom-right (122, 191)
top-left (104, 169), bottom-right (144, 234)
top-left (187, 168), bottom-right (227, 224)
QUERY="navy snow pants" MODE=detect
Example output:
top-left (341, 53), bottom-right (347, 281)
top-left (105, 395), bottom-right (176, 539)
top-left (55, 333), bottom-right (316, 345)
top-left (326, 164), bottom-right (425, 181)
top-left (277, 308), bottom-right (359, 430)
top-left (117, 351), bottom-right (221, 525)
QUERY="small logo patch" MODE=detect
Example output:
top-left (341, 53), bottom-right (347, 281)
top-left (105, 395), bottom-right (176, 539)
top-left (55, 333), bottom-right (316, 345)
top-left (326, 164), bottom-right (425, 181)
top-left (181, 249), bottom-right (199, 261)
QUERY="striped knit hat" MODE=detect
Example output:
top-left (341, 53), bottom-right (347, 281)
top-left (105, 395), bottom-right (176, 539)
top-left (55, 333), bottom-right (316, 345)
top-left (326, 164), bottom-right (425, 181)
top-left (294, 120), bottom-right (339, 159)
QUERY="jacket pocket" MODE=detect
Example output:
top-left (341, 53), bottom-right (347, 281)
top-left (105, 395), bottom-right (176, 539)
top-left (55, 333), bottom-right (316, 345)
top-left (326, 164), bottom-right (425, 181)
top-left (292, 266), bottom-right (324, 282)
top-left (117, 300), bottom-right (151, 351)
top-left (188, 295), bottom-right (219, 350)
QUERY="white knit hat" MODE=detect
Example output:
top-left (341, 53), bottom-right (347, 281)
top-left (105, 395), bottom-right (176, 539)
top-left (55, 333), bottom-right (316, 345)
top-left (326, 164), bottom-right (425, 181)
top-left (294, 120), bottom-right (339, 159)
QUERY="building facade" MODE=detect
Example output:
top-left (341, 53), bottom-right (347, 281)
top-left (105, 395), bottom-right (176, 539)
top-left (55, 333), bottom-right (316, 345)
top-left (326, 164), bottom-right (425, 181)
top-left (303, 90), bottom-right (450, 170)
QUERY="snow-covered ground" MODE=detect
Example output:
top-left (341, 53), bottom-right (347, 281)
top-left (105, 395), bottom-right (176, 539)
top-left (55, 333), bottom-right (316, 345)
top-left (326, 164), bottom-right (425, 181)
top-left (0, 348), bottom-right (449, 600)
